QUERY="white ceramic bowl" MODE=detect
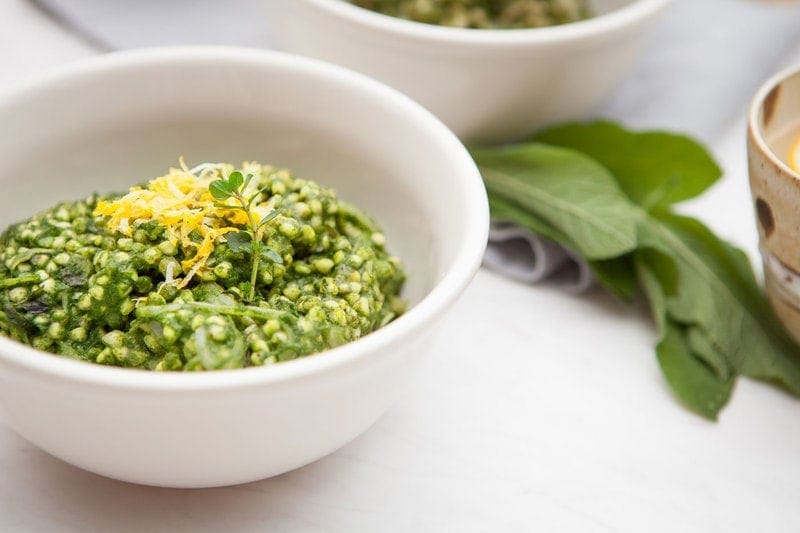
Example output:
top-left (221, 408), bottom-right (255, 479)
top-left (0, 47), bottom-right (488, 488)
top-left (265, 0), bottom-right (673, 144)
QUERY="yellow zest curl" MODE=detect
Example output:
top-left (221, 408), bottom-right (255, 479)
top-left (94, 163), bottom-right (248, 288)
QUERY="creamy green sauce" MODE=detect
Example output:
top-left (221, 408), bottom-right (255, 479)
top-left (350, 0), bottom-right (590, 29)
top-left (0, 163), bottom-right (406, 370)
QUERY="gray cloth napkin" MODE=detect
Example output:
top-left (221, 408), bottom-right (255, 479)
top-left (485, 224), bottom-right (594, 292)
top-left (32, 0), bottom-right (800, 291)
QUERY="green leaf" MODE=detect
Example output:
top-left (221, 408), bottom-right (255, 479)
top-left (637, 246), bottom-right (732, 381)
top-left (471, 143), bottom-right (638, 260)
top-left (656, 319), bottom-right (735, 421)
top-left (636, 255), bottom-right (734, 420)
top-left (490, 194), bottom-right (637, 300)
top-left (1, 298), bottom-right (35, 343)
top-left (0, 274), bottom-right (41, 289)
top-left (490, 194), bottom-right (636, 300)
top-left (227, 171), bottom-right (244, 191)
top-left (636, 247), bottom-right (678, 296)
top-left (472, 130), bottom-right (800, 418)
top-left (261, 247), bottom-right (284, 264)
top-left (209, 180), bottom-right (232, 200)
top-left (258, 208), bottom-right (282, 229)
top-left (686, 326), bottom-right (732, 381)
top-left (635, 254), bottom-right (668, 332)
top-left (226, 231), bottom-right (252, 253)
top-left (638, 212), bottom-right (800, 394)
top-left (532, 121), bottom-right (722, 210)
top-left (589, 256), bottom-right (637, 302)
top-left (488, 195), bottom-right (567, 244)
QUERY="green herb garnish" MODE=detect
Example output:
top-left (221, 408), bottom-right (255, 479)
top-left (472, 121), bottom-right (800, 420)
top-left (209, 170), bottom-right (281, 301)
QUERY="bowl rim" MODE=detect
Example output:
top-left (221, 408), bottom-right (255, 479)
top-left (0, 46), bottom-right (489, 391)
top-left (749, 63), bottom-right (800, 180)
top-left (302, 0), bottom-right (674, 45)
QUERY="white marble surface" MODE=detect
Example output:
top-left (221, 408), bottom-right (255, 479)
top-left (2, 1), bottom-right (800, 531)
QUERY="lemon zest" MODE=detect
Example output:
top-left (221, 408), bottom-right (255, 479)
top-left (94, 164), bottom-right (247, 288)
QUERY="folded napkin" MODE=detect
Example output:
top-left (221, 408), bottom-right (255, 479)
top-left (32, 0), bottom-right (800, 291)
top-left (484, 224), bottom-right (594, 292)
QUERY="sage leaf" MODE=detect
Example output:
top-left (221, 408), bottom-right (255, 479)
top-left (472, 125), bottom-right (800, 419)
top-left (638, 212), bottom-right (800, 394)
top-left (656, 320), bottom-right (735, 421)
top-left (637, 246), bottom-right (732, 381)
top-left (636, 255), bottom-right (734, 420)
top-left (488, 195), bottom-right (567, 244)
top-left (588, 257), bottom-right (637, 302)
top-left (532, 121), bottom-right (722, 210)
top-left (686, 326), bottom-right (732, 381)
top-left (472, 143), bottom-right (638, 260)
top-left (636, 253), bottom-right (668, 332)
top-left (490, 194), bottom-right (636, 300)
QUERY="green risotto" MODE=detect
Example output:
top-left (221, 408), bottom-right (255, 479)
top-left (349, 0), bottom-right (590, 29)
top-left (0, 162), bottom-right (406, 371)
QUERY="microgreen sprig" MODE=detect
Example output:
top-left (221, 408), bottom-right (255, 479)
top-left (210, 170), bottom-right (281, 301)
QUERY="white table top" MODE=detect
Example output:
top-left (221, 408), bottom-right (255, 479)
top-left (2, 1), bottom-right (800, 531)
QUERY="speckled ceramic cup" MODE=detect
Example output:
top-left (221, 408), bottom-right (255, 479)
top-left (748, 65), bottom-right (800, 343)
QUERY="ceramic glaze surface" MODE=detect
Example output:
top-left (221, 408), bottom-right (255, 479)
top-left (0, 47), bottom-right (488, 487)
top-left (748, 66), bottom-right (800, 343)
top-left (265, 0), bottom-right (673, 143)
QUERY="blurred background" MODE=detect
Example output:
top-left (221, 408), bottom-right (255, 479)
top-left (14, 0), bottom-right (800, 143)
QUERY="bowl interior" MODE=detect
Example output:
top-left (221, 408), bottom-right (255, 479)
top-left (754, 66), bottom-right (800, 175)
top-left (0, 50), bottom-right (482, 315)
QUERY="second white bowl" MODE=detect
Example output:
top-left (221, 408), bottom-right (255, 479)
top-left (265, 0), bottom-right (672, 144)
